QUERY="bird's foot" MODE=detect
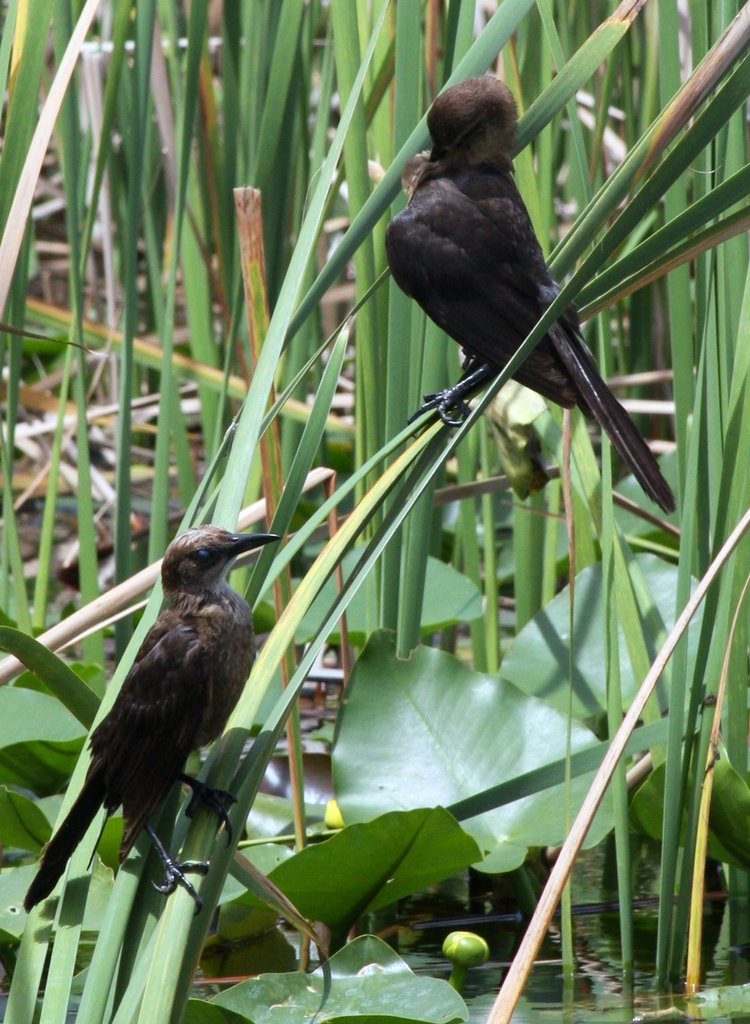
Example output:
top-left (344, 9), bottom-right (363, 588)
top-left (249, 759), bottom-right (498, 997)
top-left (152, 857), bottom-right (209, 913)
top-left (408, 362), bottom-right (497, 427)
top-left (146, 822), bottom-right (208, 914)
top-left (408, 388), bottom-right (472, 427)
top-left (180, 773), bottom-right (237, 845)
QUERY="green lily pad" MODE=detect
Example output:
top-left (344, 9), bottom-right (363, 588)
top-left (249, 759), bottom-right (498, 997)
top-left (182, 1004), bottom-right (249, 1024)
top-left (630, 745), bottom-right (750, 869)
top-left (691, 982), bottom-right (750, 1017)
top-left (0, 865), bottom-right (36, 941)
top-left (333, 632), bottom-right (610, 871)
top-left (500, 553), bottom-right (697, 719)
top-left (0, 688), bottom-right (86, 793)
top-left (241, 808), bottom-right (479, 940)
top-left (0, 785), bottom-right (52, 852)
top-left (201, 934), bottom-right (467, 1023)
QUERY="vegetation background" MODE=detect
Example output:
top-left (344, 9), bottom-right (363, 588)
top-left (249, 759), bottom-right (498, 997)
top-left (1, 1), bottom-right (750, 1022)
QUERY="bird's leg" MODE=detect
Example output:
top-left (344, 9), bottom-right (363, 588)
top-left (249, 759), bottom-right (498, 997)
top-left (409, 361), bottom-right (498, 427)
top-left (179, 773), bottom-right (236, 845)
top-left (146, 823), bottom-right (208, 914)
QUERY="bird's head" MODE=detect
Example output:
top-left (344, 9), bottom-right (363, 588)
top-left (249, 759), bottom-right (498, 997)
top-left (161, 526), bottom-right (279, 599)
top-left (427, 75), bottom-right (518, 166)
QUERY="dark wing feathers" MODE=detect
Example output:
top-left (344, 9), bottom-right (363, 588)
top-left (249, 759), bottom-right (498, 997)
top-left (25, 614), bottom-right (212, 906)
top-left (386, 164), bottom-right (675, 513)
top-left (386, 175), bottom-right (580, 407)
top-left (89, 614), bottom-right (211, 857)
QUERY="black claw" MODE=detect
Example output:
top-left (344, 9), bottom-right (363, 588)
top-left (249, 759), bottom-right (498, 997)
top-left (151, 863), bottom-right (207, 914)
top-left (408, 389), bottom-right (471, 427)
top-left (180, 774), bottom-right (237, 845)
top-left (151, 862), bottom-right (209, 896)
top-left (146, 823), bottom-right (208, 914)
top-left (437, 396), bottom-right (471, 426)
top-left (408, 362), bottom-right (497, 428)
top-left (150, 855), bottom-right (209, 913)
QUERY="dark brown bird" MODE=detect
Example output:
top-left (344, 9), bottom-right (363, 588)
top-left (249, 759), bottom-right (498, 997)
top-left (24, 526), bottom-right (279, 913)
top-left (385, 75), bottom-right (675, 513)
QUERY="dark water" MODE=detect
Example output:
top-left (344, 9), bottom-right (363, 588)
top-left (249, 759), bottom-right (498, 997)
top-left (190, 835), bottom-right (750, 1022)
top-left (388, 838), bottom-right (750, 1023)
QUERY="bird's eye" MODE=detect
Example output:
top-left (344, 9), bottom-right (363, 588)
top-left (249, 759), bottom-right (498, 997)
top-left (192, 547), bottom-right (213, 562)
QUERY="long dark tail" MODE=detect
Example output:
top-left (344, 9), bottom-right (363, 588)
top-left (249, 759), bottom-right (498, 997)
top-left (24, 772), bottom-right (106, 911)
top-left (550, 326), bottom-right (675, 514)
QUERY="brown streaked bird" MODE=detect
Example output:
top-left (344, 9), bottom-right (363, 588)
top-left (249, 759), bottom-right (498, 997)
top-left (385, 75), bottom-right (675, 514)
top-left (24, 526), bottom-right (279, 914)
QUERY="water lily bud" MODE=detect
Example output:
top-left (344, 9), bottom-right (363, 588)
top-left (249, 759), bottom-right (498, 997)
top-left (443, 930), bottom-right (489, 991)
top-left (324, 799), bottom-right (344, 830)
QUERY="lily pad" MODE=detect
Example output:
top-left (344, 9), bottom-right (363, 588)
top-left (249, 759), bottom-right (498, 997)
top-left (333, 631), bottom-right (610, 871)
top-left (630, 745), bottom-right (750, 869)
top-left (201, 934), bottom-right (467, 1023)
top-left (500, 553), bottom-right (697, 719)
top-left (241, 808), bottom-right (479, 940)
top-left (691, 982), bottom-right (750, 1017)
top-left (182, 1004), bottom-right (248, 1024)
top-left (0, 688), bottom-right (86, 793)
top-left (0, 785), bottom-right (52, 852)
top-left (0, 865), bottom-right (36, 941)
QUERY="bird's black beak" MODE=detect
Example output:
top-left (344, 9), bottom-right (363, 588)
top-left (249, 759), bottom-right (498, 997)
top-left (229, 533), bottom-right (280, 556)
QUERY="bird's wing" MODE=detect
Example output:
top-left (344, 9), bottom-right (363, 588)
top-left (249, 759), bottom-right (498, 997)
top-left (385, 172), bottom-right (580, 407)
top-left (90, 613), bottom-right (212, 856)
top-left (387, 165), bottom-right (675, 513)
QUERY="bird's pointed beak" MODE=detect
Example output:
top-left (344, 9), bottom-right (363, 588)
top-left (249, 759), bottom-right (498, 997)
top-left (229, 532), bottom-right (280, 556)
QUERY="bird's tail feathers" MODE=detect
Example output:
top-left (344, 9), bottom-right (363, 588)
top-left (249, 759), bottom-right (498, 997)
top-left (550, 327), bottom-right (675, 514)
top-left (24, 772), bottom-right (106, 911)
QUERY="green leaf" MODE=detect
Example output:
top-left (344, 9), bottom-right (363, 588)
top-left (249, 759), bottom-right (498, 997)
top-left (500, 554), bottom-right (699, 719)
top-left (296, 551), bottom-right (482, 645)
top-left (0, 865), bottom-right (36, 942)
top-left (182, 1003), bottom-right (249, 1024)
top-left (223, 843), bottom-right (319, 947)
top-left (708, 752), bottom-right (750, 868)
top-left (14, 660), bottom-right (106, 702)
top-left (0, 688), bottom-right (85, 792)
top-left (206, 934), bottom-right (467, 1023)
top-left (630, 748), bottom-right (750, 869)
top-left (334, 632), bottom-right (609, 870)
top-left (0, 858), bottom-right (110, 942)
top-left (252, 808), bottom-right (479, 939)
top-left (0, 626), bottom-right (100, 727)
top-left (0, 785), bottom-right (52, 852)
top-left (692, 983), bottom-right (750, 1018)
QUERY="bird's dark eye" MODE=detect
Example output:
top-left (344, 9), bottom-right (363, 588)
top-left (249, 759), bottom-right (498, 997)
top-left (191, 547), bottom-right (213, 562)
